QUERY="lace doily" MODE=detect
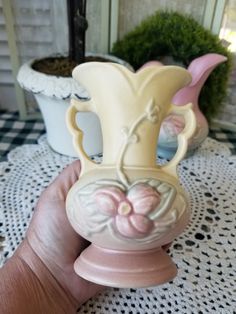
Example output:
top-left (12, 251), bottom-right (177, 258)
top-left (0, 135), bottom-right (236, 313)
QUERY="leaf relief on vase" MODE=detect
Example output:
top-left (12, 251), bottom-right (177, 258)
top-left (67, 178), bottom-right (188, 243)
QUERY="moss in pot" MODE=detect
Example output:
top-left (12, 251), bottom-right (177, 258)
top-left (112, 11), bottom-right (232, 122)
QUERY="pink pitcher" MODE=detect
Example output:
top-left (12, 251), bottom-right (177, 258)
top-left (141, 53), bottom-right (227, 158)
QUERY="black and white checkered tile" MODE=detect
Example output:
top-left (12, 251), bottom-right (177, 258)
top-left (209, 126), bottom-right (236, 155)
top-left (0, 111), bottom-right (45, 161)
top-left (0, 111), bottom-right (236, 162)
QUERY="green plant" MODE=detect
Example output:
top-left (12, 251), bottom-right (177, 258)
top-left (112, 11), bottom-right (232, 121)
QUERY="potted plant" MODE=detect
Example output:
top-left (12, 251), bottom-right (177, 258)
top-left (112, 11), bottom-right (232, 121)
top-left (17, 0), bottom-right (131, 157)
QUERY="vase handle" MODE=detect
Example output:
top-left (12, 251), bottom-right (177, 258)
top-left (66, 98), bottom-right (98, 175)
top-left (161, 103), bottom-right (196, 178)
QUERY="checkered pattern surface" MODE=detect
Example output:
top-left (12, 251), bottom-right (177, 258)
top-left (0, 111), bottom-right (45, 161)
top-left (0, 111), bottom-right (236, 161)
top-left (209, 126), bottom-right (236, 155)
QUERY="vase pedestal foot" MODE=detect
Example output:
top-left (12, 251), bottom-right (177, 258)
top-left (74, 244), bottom-right (177, 288)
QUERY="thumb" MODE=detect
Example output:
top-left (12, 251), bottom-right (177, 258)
top-left (43, 160), bottom-right (81, 201)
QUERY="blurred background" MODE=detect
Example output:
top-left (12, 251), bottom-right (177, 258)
top-left (0, 0), bottom-right (235, 126)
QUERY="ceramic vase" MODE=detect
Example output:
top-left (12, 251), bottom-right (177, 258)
top-left (66, 62), bottom-right (196, 288)
top-left (140, 54), bottom-right (227, 159)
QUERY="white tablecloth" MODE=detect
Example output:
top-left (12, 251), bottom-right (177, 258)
top-left (0, 136), bottom-right (235, 313)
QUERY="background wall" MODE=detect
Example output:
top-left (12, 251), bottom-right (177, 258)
top-left (0, 0), bottom-right (107, 112)
top-left (118, 0), bottom-right (207, 40)
top-left (218, 0), bottom-right (236, 125)
top-left (1, 0), bottom-right (234, 126)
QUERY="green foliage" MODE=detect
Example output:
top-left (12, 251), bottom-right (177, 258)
top-left (112, 11), bottom-right (232, 121)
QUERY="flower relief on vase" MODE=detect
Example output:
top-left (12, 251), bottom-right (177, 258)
top-left (68, 91), bottom-right (187, 243)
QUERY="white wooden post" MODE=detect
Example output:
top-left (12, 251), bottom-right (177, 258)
top-left (100, 0), bottom-right (110, 53)
top-left (2, 0), bottom-right (27, 119)
top-left (203, 0), bottom-right (226, 35)
top-left (211, 0), bottom-right (227, 35)
top-left (109, 0), bottom-right (119, 52)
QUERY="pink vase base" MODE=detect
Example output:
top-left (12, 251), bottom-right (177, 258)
top-left (74, 244), bottom-right (177, 288)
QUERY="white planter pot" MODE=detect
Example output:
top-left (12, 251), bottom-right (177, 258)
top-left (17, 53), bottom-right (132, 157)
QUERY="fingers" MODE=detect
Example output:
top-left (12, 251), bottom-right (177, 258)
top-left (42, 160), bottom-right (81, 201)
top-left (54, 159), bottom-right (81, 186)
top-left (69, 160), bottom-right (82, 182)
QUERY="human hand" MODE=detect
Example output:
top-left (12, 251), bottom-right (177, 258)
top-left (16, 160), bottom-right (104, 311)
